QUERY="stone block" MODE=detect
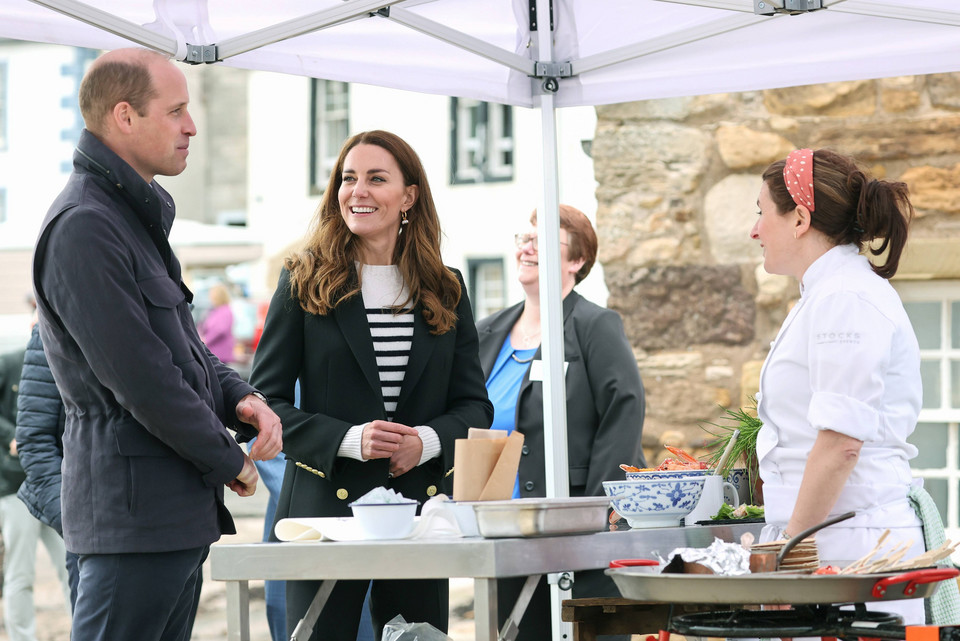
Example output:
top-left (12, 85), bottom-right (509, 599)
top-left (704, 174), bottom-right (766, 264)
top-left (607, 265), bottom-right (756, 350)
top-left (716, 126), bottom-right (795, 170)
top-left (900, 164), bottom-right (960, 213)
top-left (928, 73), bottom-right (960, 111)
top-left (811, 116), bottom-right (960, 161)
top-left (763, 80), bottom-right (876, 117)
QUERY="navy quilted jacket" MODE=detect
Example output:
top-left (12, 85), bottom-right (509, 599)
top-left (15, 324), bottom-right (66, 534)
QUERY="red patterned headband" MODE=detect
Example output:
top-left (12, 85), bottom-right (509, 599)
top-left (783, 149), bottom-right (815, 212)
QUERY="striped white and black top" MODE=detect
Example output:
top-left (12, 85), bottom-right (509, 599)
top-left (361, 264), bottom-right (413, 420)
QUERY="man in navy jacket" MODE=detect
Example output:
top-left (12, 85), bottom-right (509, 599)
top-left (32, 48), bottom-right (282, 641)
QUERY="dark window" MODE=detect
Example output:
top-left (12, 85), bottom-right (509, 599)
top-left (450, 98), bottom-right (514, 184)
top-left (467, 257), bottom-right (506, 319)
top-left (309, 80), bottom-right (349, 194)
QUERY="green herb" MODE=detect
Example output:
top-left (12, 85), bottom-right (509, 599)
top-left (700, 396), bottom-right (763, 477)
top-left (711, 503), bottom-right (764, 520)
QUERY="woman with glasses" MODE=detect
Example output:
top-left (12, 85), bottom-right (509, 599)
top-left (475, 204), bottom-right (646, 641)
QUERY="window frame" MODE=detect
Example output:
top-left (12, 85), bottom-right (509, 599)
top-left (450, 97), bottom-right (514, 185)
top-left (467, 257), bottom-right (507, 320)
top-left (309, 79), bottom-right (350, 196)
top-left (894, 279), bottom-right (960, 540)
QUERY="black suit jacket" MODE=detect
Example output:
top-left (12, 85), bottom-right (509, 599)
top-left (249, 268), bottom-right (492, 525)
top-left (476, 291), bottom-right (646, 498)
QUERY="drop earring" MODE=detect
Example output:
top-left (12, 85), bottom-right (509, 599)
top-left (401, 210), bottom-right (409, 225)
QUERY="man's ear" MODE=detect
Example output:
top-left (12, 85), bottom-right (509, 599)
top-left (112, 101), bottom-right (135, 134)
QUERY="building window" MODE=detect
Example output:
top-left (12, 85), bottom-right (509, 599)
top-left (467, 258), bottom-right (506, 320)
top-left (895, 280), bottom-right (960, 540)
top-left (309, 80), bottom-right (349, 194)
top-left (0, 60), bottom-right (7, 151)
top-left (450, 98), bottom-right (514, 184)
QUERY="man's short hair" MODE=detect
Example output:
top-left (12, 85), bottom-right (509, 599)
top-left (78, 50), bottom-right (166, 135)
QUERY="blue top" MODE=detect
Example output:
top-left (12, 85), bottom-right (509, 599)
top-left (484, 335), bottom-right (537, 499)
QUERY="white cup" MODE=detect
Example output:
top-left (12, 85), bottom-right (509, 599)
top-left (685, 475), bottom-right (740, 524)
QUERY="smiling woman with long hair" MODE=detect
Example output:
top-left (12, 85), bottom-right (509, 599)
top-left (250, 130), bottom-right (492, 641)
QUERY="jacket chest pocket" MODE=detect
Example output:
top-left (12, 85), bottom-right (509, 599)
top-left (138, 275), bottom-right (192, 366)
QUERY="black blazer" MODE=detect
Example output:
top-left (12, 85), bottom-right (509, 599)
top-left (250, 268), bottom-right (492, 524)
top-left (476, 291), bottom-right (646, 498)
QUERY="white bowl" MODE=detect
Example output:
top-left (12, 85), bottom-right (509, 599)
top-left (349, 501), bottom-right (418, 540)
top-left (602, 477), bottom-right (706, 528)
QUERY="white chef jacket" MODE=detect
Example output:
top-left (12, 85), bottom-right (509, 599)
top-left (756, 244), bottom-right (925, 623)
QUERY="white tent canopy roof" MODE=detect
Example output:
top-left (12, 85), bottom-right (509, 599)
top-left (4, 0), bottom-right (960, 108)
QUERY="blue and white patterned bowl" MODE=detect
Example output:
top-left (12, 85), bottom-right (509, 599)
top-left (625, 469), bottom-right (710, 481)
top-left (603, 477), bottom-right (706, 528)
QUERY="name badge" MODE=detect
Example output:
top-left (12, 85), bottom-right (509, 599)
top-left (529, 359), bottom-right (569, 382)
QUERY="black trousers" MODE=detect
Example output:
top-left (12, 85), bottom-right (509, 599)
top-left (71, 546), bottom-right (207, 641)
top-left (496, 569), bottom-right (628, 641)
top-left (286, 577), bottom-right (448, 641)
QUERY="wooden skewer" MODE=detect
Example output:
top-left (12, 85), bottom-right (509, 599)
top-left (840, 530), bottom-right (891, 574)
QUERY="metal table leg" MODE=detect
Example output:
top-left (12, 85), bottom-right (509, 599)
top-left (499, 575), bottom-right (541, 641)
top-left (475, 578), bottom-right (499, 641)
top-left (291, 580), bottom-right (338, 641)
top-left (225, 580), bottom-right (251, 641)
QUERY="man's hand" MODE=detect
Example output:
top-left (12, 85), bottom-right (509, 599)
top-left (361, 420), bottom-right (419, 461)
top-left (226, 453), bottom-right (259, 497)
top-left (236, 393), bottom-right (282, 461)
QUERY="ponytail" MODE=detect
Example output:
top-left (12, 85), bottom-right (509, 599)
top-left (762, 149), bottom-right (913, 279)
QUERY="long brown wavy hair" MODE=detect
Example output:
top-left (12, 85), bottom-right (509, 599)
top-left (285, 130), bottom-right (461, 334)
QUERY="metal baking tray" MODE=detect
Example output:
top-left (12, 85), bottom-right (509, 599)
top-left (606, 567), bottom-right (956, 605)
top-left (472, 496), bottom-right (610, 538)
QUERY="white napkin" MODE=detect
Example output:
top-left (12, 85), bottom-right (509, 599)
top-left (274, 495), bottom-right (463, 542)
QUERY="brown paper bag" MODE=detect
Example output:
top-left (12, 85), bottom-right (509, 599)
top-left (452, 428), bottom-right (524, 501)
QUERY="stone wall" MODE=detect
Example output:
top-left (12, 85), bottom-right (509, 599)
top-left (593, 74), bottom-right (960, 465)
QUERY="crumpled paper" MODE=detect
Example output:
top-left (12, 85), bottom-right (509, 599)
top-left (351, 486), bottom-right (417, 505)
top-left (666, 537), bottom-right (751, 575)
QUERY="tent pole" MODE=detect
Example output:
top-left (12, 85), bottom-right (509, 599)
top-left (28, 0), bottom-right (177, 53)
top-left (533, 1), bottom-right (572, 640)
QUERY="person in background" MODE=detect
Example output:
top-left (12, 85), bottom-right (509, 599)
top-left (32, 47), bottom-right (282, 641)
top-left (16, 322), bottom-right (79, 609)
top-left (198, 282), bottom-right (236, 363)
top-left (249, 129), bottom-right (492, 641)
top-left (751, 148), bottom-right (924, 623)
top-left (0, 334), bottom-right (72, 641)
top-left (476, 204), bottom-right (646, 640)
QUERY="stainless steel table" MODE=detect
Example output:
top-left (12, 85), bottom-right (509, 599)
top-left (210, 522), bottom-right (761, 641)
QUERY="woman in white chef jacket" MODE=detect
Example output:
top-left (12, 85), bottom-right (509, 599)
top-left (751, 148), bottom-right (924, 624)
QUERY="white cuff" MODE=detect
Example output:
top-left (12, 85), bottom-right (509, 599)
top-left (414, 425), bottom-right (440, 465)
top-left (338, 423), bottom-right (366, 461)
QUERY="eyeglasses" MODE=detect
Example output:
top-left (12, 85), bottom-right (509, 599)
top-left (514, 233), bottom-right (568, 250)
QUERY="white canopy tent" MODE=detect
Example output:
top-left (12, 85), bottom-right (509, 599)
top-left (4, 1), bottom-right (960, 637)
